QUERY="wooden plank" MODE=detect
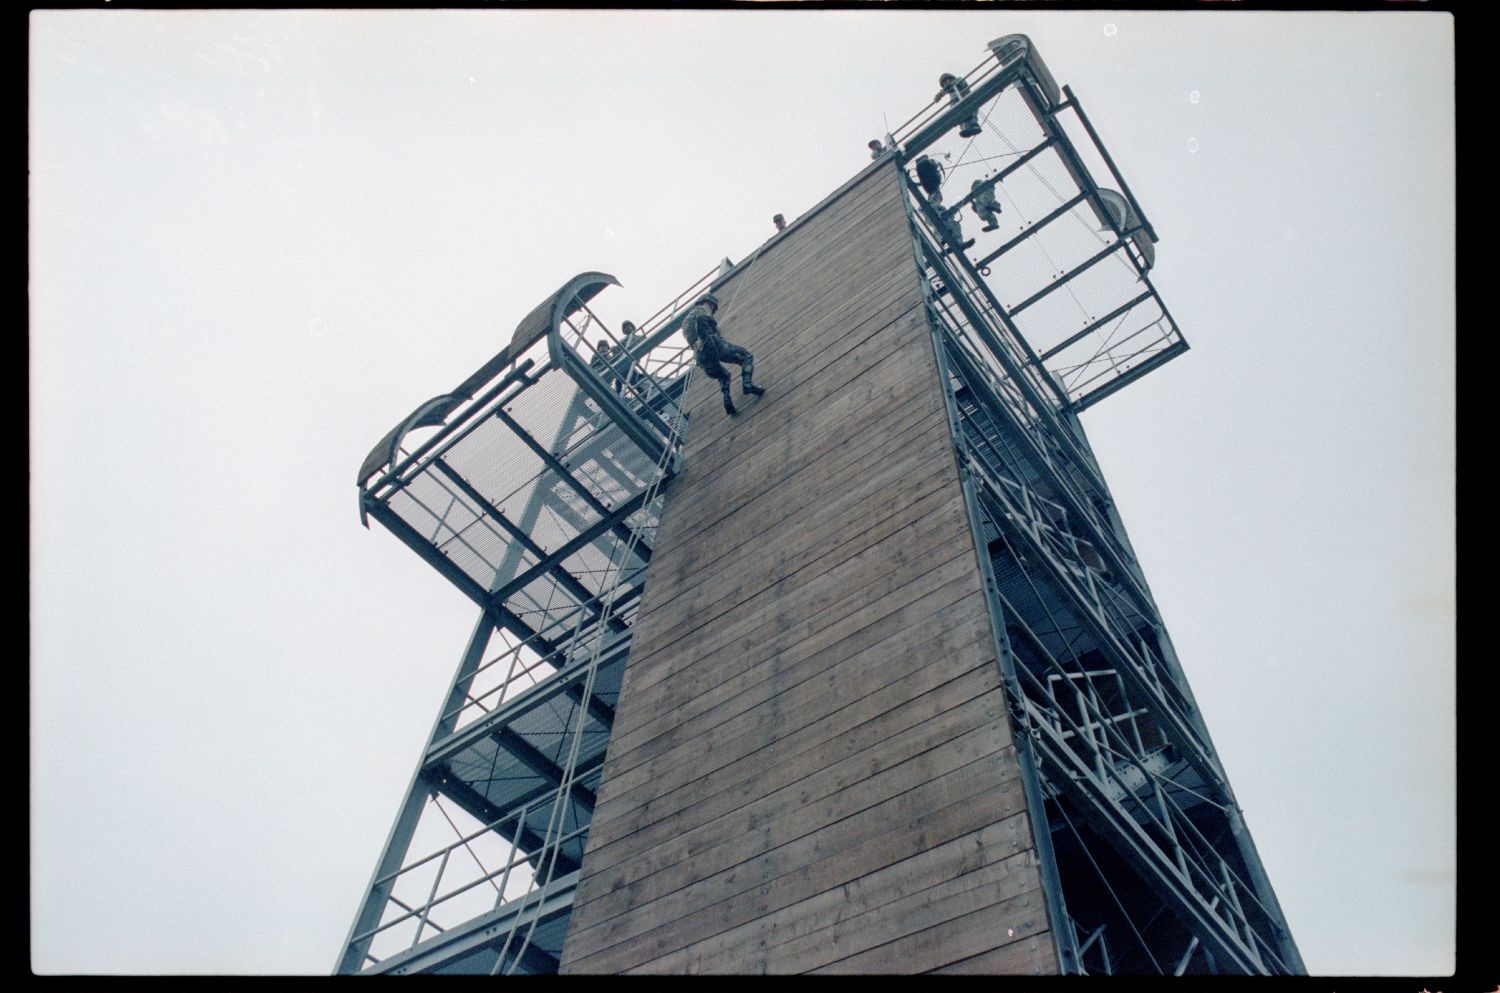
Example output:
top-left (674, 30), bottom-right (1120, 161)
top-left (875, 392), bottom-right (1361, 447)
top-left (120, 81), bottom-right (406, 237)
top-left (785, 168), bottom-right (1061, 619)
top-left (590, 582), bottom-right (991, 822)
top-left (561, 161), bottom-right (1048, 976)
top-left (808, 888), bottom-right (1051, 974)
top-left (617, 458), bottom-right (960, 695)
top-left (637, 816), bottom-right (1041, 973)
top-left (666, 292), bottom-right (932, 492)
top-left (588, 682), bottom-right (1007, 890)
top-left (603, 545), bottom-right (980, 751)
top-left (580, 649), bottom-right (1003, 882)
top-left (564, 758), bottom-right (1029, 971)
top-left (630, 415), bottom-right (952, 630)
top-left (751, 849), bottom-right (1042, 973)
top-left (637, 418), bottom-right (955, 633)
top-left (719, 161), bottom-right (900, 269)
top-left (651, 321), bottom-right (944, 541)
top-left (713, 182), bottom-right (914, 323)
top-left (928, 932), bottom-right (1058, 975)
top-left (596, 564), bottom-right (984, 800)
top-left (679, 263), bottom-right (929, 450)
top-left (714, 246), bottom-right (920, 367)
top-left (565, 745), bottom-right (1028, 964)
top-left (570, 719), bottom-right (1012, 933)
top-left (613, 487), bottom-right (972, 706)
top-left (682, 286), bottom-right (928, 454)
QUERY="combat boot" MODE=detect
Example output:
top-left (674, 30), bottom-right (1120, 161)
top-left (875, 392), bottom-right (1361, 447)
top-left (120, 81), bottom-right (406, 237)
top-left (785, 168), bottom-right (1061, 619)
top-left (721, 383), bottom-right (738, 416)
top-left (741, 374), bottom-right (766, 397)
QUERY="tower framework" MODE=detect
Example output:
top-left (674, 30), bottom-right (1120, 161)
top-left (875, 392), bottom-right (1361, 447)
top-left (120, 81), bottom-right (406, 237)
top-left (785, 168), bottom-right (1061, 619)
top-left (340, 36), bottom-right (1303, 975)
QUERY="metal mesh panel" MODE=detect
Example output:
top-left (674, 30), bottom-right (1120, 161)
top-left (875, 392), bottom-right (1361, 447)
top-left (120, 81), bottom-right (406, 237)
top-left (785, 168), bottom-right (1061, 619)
top-left (386, 473), bottom-right (517, 591)
top-left (371, 349), bottom-right (673, 631)
top-left (1042, 300), bottom-right (1179, 401)
top-left (1011, 240), bottom-right (1146, 348)
top-left (899, 56), bottom-right (1186, 411)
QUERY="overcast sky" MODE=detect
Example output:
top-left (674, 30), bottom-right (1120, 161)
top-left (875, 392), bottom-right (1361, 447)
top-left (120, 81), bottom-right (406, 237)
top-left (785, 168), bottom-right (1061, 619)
top-left (30, 8), bottom-right (1454, 977)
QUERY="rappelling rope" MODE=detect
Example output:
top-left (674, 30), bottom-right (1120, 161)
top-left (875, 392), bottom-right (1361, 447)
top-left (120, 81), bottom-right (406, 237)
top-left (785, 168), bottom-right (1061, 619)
top-left (491, 332), bottom-right (694, 975)
top-left (493, 231), bottom-right (775, 973)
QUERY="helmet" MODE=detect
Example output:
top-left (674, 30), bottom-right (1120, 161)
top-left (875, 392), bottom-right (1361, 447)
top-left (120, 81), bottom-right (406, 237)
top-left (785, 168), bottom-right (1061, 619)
top-left (939, 73), bottom-right (957, 86)
top-left (696, 293), bottom-right (720, 311)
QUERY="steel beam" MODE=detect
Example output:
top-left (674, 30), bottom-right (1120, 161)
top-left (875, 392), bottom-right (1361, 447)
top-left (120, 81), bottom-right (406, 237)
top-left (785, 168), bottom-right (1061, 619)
top-left (973, 191), bottom-right (1090, 271)
top-left (364, 359), bottom-right (538, 501)
top-left (491, 405), bottom-right (632, 538)
top-left (1057, 85), bottom-right (1158, 245)
top-left (941, 333), bottom-right (1151, 613)
top-left (1032, 727), bottom-right (1268, 974)
top-left (1039, 290), bottom-right (1154, 362)
top-left (490, 725), bottom-right (599, 814)
top-left (365, 872), bottom-right (579, 975)
top-left (430, 458), bottom-right (621, 628)
top-left (1068, 339), bottom-right (1189, 414)
top-left (899, 60), bottom-right (1025, 158)
top-left (366, 502), bottom-right (498, 613)
top-left (435, 773), bottom-right (583, 878)
top-left (916, 280), bottom-right (1079, 974)
top-left (970, 466), bottom-right (1220, 787)
top-left (996, 600), bottom-right (1291, 974)
top-left (426, 637), bottom-right (631, 769)
top-left (941, 137), bottom-right (1057, 218)
top-left (457, 748), bottom-right (609, 829)
top-left (1007, 241), bottom-right (1124, 319)
top-left (488, 484), bottom-right (657, 608)
top-left (335, 611), bottom-right (498, 974)
top-left (550, 328), bottom-right (674, 469)
top-left (916, 219), bottom-right (1111, 499)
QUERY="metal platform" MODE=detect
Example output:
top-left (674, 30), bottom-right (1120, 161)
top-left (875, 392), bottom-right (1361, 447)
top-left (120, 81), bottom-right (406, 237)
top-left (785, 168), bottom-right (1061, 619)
top-left (339, 267), bottom-right (719, 975)
top-left (890, 33), bottom-right (1188, 412)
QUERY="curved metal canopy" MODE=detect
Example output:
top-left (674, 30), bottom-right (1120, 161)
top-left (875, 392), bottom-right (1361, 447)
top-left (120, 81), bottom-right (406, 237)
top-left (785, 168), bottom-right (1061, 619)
top-left (356, 393), bottom-right (466, 486)
top-left (1096, 188), bottom-right (1156, 270)
top-left (987, 34), bottom-right (1061, 108)
top-left (357, 271), bottom-right (623, 489)
top-left (511, 271), bottom-right (621, 358)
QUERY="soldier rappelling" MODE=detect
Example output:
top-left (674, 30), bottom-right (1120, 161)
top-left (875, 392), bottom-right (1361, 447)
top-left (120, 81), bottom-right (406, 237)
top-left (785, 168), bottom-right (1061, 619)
top-left (682, 292), bottom-right (765, 417)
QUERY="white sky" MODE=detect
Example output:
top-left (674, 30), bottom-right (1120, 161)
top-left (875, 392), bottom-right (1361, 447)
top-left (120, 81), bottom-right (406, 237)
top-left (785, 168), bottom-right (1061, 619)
top-left (29, 8), bottom-right (1455, 977)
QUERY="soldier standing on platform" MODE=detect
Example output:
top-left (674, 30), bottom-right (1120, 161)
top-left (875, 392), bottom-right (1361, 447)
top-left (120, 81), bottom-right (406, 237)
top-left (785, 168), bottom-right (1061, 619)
top-left (682, 293), bottom-right (764, 417)
top-left (914, 154), bottom-right (945, 205)
top-left (617, 320), bottom-right (646, 392)
top-left (938, 72), bottom-right (983, 138)
top-left (590, 339), bottom-right (622, 394)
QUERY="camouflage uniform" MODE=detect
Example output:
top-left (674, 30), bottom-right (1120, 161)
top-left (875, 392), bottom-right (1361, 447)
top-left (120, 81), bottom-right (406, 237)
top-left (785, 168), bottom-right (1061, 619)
top-left (938, 73), bottom-right (983, 139)
top-left (970, 178), bottom-right (1003, 231)
top-left (590, 341), bottom-right (623, 393)
top-left (682, 299), bottom-right (762, 415)
top-left (617, 321), bottom-right (647, 392)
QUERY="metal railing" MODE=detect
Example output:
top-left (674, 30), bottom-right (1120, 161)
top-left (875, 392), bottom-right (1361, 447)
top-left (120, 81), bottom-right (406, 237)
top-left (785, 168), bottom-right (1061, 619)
top-left (893, 42), bottom-right (1187, 415)
top-left (347, 264), bottom-right (718, 974)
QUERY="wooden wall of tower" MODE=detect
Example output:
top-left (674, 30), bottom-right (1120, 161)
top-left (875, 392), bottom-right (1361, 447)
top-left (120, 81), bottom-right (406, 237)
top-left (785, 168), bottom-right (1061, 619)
top-left (559, 160), bottom-right (1059, 975)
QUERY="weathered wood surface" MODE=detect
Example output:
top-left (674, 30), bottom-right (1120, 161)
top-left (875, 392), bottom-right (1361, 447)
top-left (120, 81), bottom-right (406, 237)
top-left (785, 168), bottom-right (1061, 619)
top-left (559, 161), bottom-right (1058, 975)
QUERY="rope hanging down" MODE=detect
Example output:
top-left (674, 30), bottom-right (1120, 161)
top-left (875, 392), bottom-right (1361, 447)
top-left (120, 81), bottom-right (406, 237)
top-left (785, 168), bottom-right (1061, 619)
top-left (494, 230), bottom-right (778, 973)
top-left (491, 352), bottom-right (694, 975)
